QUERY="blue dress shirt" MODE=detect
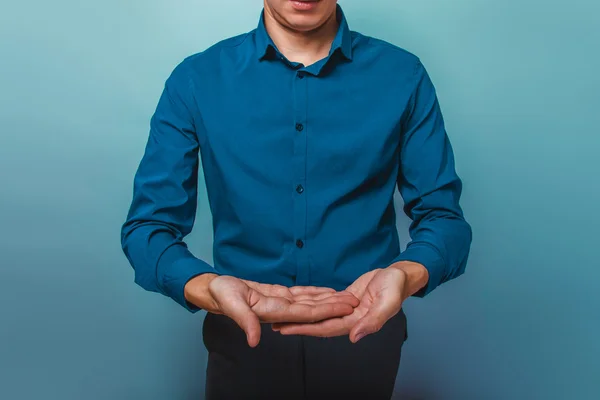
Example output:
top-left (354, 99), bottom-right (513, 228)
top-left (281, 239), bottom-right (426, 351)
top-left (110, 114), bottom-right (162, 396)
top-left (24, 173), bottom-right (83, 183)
top-left (121, 6), bottom-right (472, 312)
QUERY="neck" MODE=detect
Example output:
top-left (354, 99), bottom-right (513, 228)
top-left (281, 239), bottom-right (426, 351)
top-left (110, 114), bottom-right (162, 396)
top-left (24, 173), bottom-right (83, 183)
top-left (263, 8), bottom-right (339, 66)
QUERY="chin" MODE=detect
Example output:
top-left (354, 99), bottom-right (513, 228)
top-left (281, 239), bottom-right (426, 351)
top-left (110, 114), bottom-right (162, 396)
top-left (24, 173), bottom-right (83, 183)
top-left (284, 15), bottom-right (326, 31)
top-left (284, 10), bottom-right (334, 31)
top-left (265, 0), bottom-right (336, 32)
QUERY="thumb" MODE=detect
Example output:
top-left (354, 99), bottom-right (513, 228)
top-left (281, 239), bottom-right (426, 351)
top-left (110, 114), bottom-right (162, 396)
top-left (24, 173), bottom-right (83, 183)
top-left (225, 295), bottom-right (262, 348)
top-left (350, 295), bottom-right (400, 344)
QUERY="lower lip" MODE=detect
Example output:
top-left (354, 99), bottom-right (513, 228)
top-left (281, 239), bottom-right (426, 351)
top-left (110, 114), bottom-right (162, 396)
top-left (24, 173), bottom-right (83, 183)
top-left (290, 1), bottom-right (319, 11)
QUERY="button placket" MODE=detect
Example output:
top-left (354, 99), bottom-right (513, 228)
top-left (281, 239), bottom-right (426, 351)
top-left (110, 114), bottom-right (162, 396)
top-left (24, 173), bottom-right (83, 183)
top-left (292, 69), bottom-right (310, 285)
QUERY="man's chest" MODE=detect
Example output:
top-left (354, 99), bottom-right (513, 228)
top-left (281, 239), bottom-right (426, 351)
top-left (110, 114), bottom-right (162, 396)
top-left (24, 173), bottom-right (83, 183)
top-left (192, 65), bottom-right (410, 184)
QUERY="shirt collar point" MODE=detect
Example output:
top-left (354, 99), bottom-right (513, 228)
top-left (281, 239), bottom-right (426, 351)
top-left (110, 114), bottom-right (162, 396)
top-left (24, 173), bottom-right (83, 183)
top-left (254, 5), bottom-right (353, 62)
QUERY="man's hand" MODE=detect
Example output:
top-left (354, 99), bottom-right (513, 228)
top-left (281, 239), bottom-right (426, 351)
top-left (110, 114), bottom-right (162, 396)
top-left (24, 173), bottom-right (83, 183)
top-left (184, 274), bottom-right (359, 347)
top-left (273, 261), bottom-right (429, 343)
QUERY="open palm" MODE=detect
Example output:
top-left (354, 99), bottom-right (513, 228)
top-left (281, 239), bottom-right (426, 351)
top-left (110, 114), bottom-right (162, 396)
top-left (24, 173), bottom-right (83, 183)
top-left (208, 276), bottom-right (360, 347)
top-left (273, 267), bottom-right (407, 342)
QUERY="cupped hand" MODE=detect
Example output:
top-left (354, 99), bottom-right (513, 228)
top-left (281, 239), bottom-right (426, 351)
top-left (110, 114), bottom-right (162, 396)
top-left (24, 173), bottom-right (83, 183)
top-left (273, 266), bottom-right (410, 343)
top-left (187, 274), bottom-right (359, 347)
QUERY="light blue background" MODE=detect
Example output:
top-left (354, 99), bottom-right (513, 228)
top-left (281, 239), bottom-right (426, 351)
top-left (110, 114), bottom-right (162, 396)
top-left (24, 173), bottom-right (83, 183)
top-left (1, 0), bottom-right (598, 399)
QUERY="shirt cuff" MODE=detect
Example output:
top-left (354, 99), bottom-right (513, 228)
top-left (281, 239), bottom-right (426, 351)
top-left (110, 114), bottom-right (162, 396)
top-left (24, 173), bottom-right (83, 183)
top-left (393, 243), bottom-right (445, 297)
top-left (157, 244), bottom-right (218, 312)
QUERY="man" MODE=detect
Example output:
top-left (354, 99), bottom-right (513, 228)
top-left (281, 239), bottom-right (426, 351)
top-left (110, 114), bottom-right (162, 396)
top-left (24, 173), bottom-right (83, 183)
top-left (121, 0), bottom-right (472, 398)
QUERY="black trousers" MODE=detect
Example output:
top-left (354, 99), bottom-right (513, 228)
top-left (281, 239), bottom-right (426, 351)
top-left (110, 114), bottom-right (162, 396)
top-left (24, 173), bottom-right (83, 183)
top-left (203, 310), bottom-right (407, 400)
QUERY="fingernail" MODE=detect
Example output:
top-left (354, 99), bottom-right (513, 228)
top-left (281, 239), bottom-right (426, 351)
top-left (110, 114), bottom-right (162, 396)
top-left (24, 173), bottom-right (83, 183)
top-left (355, 332), bottom-right (366, 342)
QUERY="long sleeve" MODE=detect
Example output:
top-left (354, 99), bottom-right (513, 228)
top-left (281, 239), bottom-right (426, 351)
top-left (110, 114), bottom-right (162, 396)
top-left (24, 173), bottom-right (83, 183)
top-left (120, 63), bottom-right (217, 312)
top-left (393, 60), bottom-right (473, 297)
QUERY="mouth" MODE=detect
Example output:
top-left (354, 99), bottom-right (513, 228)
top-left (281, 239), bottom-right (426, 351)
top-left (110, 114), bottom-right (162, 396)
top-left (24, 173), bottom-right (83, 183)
top-left (289, 0), bottom-right (320, 11)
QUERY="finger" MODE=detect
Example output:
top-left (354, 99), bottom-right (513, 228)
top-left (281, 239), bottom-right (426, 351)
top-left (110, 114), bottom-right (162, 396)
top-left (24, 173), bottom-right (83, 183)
top-left (289, 286), bottom-right (336, 296)
top-left (274, 305), bottom-right (365, 335)
top-left (292, 293), bottom-right (360, 307)
top-left (349, 297), bottom-right (401, 343)
top-left (276, 317), bottom-right (349, 337)
top-left (223, 292), bottom-right (262, 347)
top-left (293, 295), bottom-right (360, 308)
top-left (242, 281), bottom-right (293, 300)
top-left (259, 300), bottom-right (355, 324)
top-left (291, 293), bottom-right (327, 302)
top-left (315, 290), bottom-right (359, 303)
top-left (290, 302), bottom-right (356, 323)
top-left (292, 291), bottom-right (357, 301)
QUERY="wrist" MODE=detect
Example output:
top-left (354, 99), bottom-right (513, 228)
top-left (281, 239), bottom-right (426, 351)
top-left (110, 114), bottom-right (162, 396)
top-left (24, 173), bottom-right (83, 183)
top-left (184, 273), bottom-right (220, 312)
top-left (388, 261), bottom-right (429, 299)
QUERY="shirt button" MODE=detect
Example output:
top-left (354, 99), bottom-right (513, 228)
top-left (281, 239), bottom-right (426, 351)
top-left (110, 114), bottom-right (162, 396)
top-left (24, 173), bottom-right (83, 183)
top-left (295, 123), bottom-right (304, 132)
top-left (296, 239), bottom-right (304, 249)
top-left (297, 72), bottom-right (305, 79)
top-left (296, 184), bottom-right (304, 194)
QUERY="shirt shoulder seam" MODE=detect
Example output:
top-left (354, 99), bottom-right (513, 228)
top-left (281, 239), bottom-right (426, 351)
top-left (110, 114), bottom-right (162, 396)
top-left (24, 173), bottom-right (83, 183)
top-left (364, 36), bottom-right (420, 60)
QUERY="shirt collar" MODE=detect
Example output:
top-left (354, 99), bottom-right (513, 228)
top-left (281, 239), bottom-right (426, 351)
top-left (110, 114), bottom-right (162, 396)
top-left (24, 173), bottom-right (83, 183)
top-left (255, 4), bottom-right (353, 62)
